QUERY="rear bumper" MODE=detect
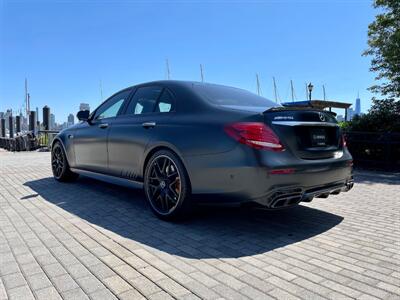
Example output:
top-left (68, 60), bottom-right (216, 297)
top-left (252, 177), bottom-right (354, 209)
top-left (184, 145), bottom-right (353, 207)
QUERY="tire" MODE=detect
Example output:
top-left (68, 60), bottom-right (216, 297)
top-left (144, 149), bottom-right (192, 220)
top-left (51, 142), bottom-right (79, 182)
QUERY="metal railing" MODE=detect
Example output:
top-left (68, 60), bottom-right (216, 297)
top-left (38, 130), bottom-right (59, 149)
top-left (344, 131), bottom-right (400, 171)
top-left (0, 130), bottom-right (59, 152)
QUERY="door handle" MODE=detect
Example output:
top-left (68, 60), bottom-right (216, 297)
top-left (142, 122), bottom-right (156, 128)
top-left (98, 123), bottom-right (109, 129)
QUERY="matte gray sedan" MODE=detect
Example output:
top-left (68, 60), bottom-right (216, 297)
top-left (51, 81), bottom-right (353, 220)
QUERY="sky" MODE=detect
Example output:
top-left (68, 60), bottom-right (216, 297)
top-left (0, 0), bottom-right (377, 123)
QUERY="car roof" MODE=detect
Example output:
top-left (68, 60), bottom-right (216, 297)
top-left (129, 80), bottom-right (245, 91)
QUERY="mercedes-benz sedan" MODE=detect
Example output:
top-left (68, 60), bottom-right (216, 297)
top-left (51, 81), bottom-right (353, 220)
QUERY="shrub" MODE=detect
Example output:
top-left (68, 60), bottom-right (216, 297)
top-left (344, 99), bottom-right (400, 132)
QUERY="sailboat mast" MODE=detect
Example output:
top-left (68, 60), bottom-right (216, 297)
top-left (290, 80), bottom-right (294, 102)
top-left (166, 59), bottom-right (171, 80)
top-left (200, 64), bottom-right (204, 82)
top-left (100, 80), bottom-right (104, 101)
top-left (323, 85), bottom-right (326, 100)
top-left (25, 78), bottom-right (29, 117)
top-left (273, 77), bottom-right (278, 103)
top-left (256, 74), bottom-right (261, 96)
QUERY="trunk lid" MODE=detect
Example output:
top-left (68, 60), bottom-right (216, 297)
top-left (263, 108), bottom-right (342, 160)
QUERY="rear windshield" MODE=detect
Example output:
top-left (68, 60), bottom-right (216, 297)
top-left (193, 84), bottom-right (278, 110)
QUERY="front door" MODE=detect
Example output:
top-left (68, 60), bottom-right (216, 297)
top-left (73, 89), bottom-right (131, 173)
top-left (107, 86), bottom-right (175, 180)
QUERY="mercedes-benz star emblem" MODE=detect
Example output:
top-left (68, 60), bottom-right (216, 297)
top-left (319, 112), bottom-right (326, 122)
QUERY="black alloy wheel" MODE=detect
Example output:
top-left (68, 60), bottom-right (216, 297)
top-left (52, 145), bottom-right (64, 178)
top-left (51, 142), bottom-right (79, 182)
top-left (144, 150), bottom-right (192, 220)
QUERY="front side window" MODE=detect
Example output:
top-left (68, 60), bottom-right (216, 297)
top-left (94, 90), bottom-right (131, 120)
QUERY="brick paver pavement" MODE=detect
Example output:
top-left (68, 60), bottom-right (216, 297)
top-left (0, 150), bottom-right (399, 300)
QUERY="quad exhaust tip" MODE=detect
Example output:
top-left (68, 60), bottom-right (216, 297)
top-left (270, 194), bottom-right (303, 208)
top-left (268, 180), bottom-right (354, 208)
top-left (345, 180), bottom-right (354, 191)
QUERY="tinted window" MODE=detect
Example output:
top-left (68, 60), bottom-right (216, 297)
top-left (127, 86), bottom-right (163, 115)
top-left (155, 89), bottom-right (175, 113)
top-left (94, 90), bottom-right (131, 120)
top-left (194, 84), bottom-right (278, 109)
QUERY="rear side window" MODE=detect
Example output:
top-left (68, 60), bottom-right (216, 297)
top-left (194, 84), bottom-right (277, 110)
top-left (126, 86), bottom-right (163, 115)
top-left (126, 86), bottom-right (175, 115)
top-left (155, 89), bottom-right (175, 113)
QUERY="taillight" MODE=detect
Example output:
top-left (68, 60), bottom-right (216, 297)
top-left (224, 122), bottom-right (285, 151)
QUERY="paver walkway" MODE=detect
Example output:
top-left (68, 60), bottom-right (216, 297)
top-left (0, 150), bottom-right (399, 299)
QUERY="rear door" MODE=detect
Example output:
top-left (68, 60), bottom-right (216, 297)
top-left (107, 86), bottom-right (176, 180)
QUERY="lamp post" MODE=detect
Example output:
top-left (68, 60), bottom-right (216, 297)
top-left (307, 82), bottom-right (314, 100)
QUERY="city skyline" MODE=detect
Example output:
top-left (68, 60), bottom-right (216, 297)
top-left (0, 101), bottom-right (86, 133)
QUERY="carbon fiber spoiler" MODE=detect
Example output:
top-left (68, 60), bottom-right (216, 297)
top-left (264, 101), bottom-right (337, 117)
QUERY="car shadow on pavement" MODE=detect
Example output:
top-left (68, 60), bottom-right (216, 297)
top-left (24, 176), bottom-right (343, 259)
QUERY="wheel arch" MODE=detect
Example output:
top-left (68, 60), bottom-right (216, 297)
top-left (51, 136), bottom-right (72, 164)
top-left (141, 144), bottom-right (191, 187)
top-left (51, 136), bottom-right (65, 152)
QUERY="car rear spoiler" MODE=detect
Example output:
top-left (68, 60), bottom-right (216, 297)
top-left (282, 100), bottom-right (314, 108)
top-left (264, 101), bottom-right (337, 117)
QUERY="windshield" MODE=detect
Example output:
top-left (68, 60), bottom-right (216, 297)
top-left (194, 84), bottom-right (279, 110)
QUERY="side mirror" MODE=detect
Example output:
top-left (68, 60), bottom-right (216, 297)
top-left (77, 110), bottom-right (90, 122)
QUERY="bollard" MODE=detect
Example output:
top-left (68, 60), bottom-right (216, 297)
top-left (29, 111), bottom-right (36, 133)
top-left (15, 115), bottom-right (21, 133)
top-left (9, 116), bottom-right (14, 138)
top-left (43, 106), bottom-right (50, 130)
top-left (0, 118), bottom-right (5, 137)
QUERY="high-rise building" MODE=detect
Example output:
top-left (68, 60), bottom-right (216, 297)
top-left (336, 115), bottom-right (344, 122)
top-left (18, 112), bottom-right (27, 131)
top-left (346, 108), bottom-right (355, 121)
top-left (355, 95), bottom-right (361, 115)
top-left (4, 110), bottom-right (12, 130)
top-left (67, 113), bottom-right (75, 126)
top-left (50, 113), bottom-right (56, 130)
top-left (79, 103), bottom-right (90, 112)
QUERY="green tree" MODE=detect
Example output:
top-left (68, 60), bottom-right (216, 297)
top-left (344, 99), bottom-right (400, 132)
top-left (363, 0), bottom-right (400, 99)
